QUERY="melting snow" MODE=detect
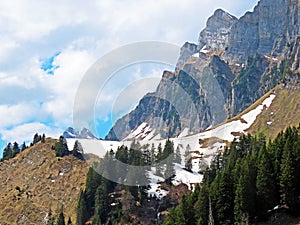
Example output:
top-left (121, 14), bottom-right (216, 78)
top-left (66, 139), bottom-right (121, 158)
top-left (172, 164), bottom-right (203, 190)
top-left (64, 93), bottom-right (277, 199)
top-left (200, 45), bottom-right (209, 54)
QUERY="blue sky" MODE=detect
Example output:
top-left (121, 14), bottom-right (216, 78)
top-left (0, 0), bottom-right (259, 156)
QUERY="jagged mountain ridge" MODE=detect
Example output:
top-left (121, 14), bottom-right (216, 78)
top-left (63, 127), bottom-right (99, 139)
top-left (106, 0), bottom-right (300, 141)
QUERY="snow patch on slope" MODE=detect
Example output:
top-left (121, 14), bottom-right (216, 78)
top-left (65, 93), bottom-right (276, 198)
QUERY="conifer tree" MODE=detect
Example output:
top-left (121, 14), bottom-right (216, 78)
top-left (256, 147), bottom-right (278, 217)
top-left (156, 143), bottom-right (163, 161)
top-left (54, 136), bottom-right (69, 157)
top-left (93, 184), bottom-right (109, 224)
top-left (85, 167), bottom-right (102, 214)
top-left (21, 141), bottom-right (27, 151)
top-left (72, 140), bottom-right (84, 159)
top-left (56, 207), bottom-right (66, 225)
top-left (41, 133), bottom-right (46, 143)
top-left (174, 145), bottom-right (181, 164)
top-left (150, 143), bottom-right (156, 164)
top-left (32, 133), bottom-right (41, 145)
top-left (2, 142), bottom-right (12, 160)
top-left (280, 138), bottom-right (297, 208)
top-left (12, 142), bottom-right (20, 157)
top-left (184, 144), bottom-right (192, 170)
top-left (76, 190), bottom-right (88, 225)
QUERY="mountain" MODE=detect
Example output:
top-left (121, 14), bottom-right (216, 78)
top-left (0, 139), bottom-right (89, 224)
top-left (63, 127), bottom-right (99, 139)
top-left (106, 0), bottom-right (300, 141)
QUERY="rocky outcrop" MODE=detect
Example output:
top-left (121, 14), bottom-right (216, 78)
top-left (176, 42), bottom-right (198, 70)
top-left (225, 0), bottom-right (300, 63)
top-left (198, 9), bottom-right (237, 53)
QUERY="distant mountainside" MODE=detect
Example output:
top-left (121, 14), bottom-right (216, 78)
top-left (63, 127), bottom-right (99, 139)
top-left (106, 0), bottom-right (300, 141)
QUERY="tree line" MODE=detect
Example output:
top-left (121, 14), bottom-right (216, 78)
top-left (76, 139), bottom-right (182, 225)
top-left (164, 125), bottom-right (300, 225)
top-left (1, 133), bottom-right (45, 161)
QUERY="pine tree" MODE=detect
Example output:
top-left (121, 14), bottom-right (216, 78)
top-left (76, 190), bottom-right (88, 225)
top-left (163, 140), bottom-right (175, 183)
top-left (150, 143), bottom-right (156, 164)
top-left (2, 142), bottom-right (12, 160)
top-left (93, 184), bottom-right (109, 224)
top-left (72, 140), bottom-right (84, 159)
top-left (184, 144), bottom-right (192, 170)
top-left (256, 147), bottom-right (278, 218)
top-left (85, 167), bottom-right (102, 215)
top-left (41, 133), bottom-right (46, 143)
top-left (32, 133), bottom-right (41, 145)
top-left (174, 145), bottom-right (181, 164)
top-left (280, 139), bottom-right (297, 208)
top-left (156, 143), bottom-right (163, 162)
top-left (195, 183), bottom-right (210, 225)
top-left (12, 142), bottom-right (20, 157)
top-left (215, 170), bottom-right (234, 224)
top-left (21, 141), bottom-right (27, 151)
top-left (234, 158), bottom-right (256, 225)
top-left (54, 136), bottom-right (69, 157)
top-left (56, 207), bottom-right (66, 225)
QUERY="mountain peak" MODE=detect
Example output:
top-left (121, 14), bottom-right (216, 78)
top-left (63, 127), bottom-right (99, 139)
top-left (197, 8), bottom-right (238, 53)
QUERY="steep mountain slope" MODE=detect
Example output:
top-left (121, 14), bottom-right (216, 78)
top-left (0, 139), bottom-right (89, 225)
top-left (106, 0), bottom-right (300, 141)
top-left (248, 86), bottom-right (300, 139)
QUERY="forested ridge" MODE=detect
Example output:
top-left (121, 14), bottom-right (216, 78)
top-left (164, 125), bottom-right (300, 225)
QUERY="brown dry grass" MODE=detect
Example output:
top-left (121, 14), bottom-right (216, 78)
top-left (248, 87), bottom-right (300, 140)
top-left (0, 138), bottom-right (89, 225)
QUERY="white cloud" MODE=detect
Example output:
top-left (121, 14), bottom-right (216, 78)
top-left (0, 0), bottom-right (259, 146)
top-left (1, 122), bottom-right (61, 144)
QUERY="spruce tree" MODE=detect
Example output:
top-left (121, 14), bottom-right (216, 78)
top-left (85, 167), bottom-right (102, 214)
top-left (256, 147), bottom-right (278, 217)
top-left (280, 140), bottom-right (296, 208)
top-left (184, 144), bottom-right (192, 170)
top-left (21, 141), bottom-right (27, 151)
top-left (56, 207), bottom-right (66, 225)
top-left (93, 184), bottom-right (108, 224)
top-left (76, 190), bottom-right (88, 225)
top-left (72, 140), bottom-right (84, 159)
top-left (54, 136), bottom-right (69, 157)
top-left (174, 145), bottom-right (181, 164)
top-left (41, 133), bottom-right (46, 143)
top-left (32, 133), bottom-right (41, 145)
top-left (2, 142), bottom-right (12, 160)
top-left (12, 142), bottom-right (20, 157)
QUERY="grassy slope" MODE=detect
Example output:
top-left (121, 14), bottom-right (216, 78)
top-left (0, 138), bottom-right (89, 225)
top-left (247, 86), bottom-right (300, 139)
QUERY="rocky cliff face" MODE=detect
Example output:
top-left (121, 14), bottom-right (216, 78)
top-left (198, 9), bottom-right (237, 53)
top-left (225, 0), bottom-right (300, 63)
top-left (106, 0), bottom-right (300, 141)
